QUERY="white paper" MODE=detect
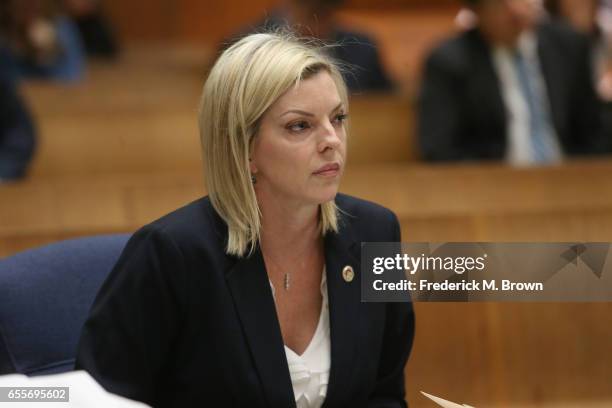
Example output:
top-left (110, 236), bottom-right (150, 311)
top-left (421, 391), bottom-right (475, 408)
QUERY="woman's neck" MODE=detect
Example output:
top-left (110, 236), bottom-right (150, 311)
top-left (257, 193), bottom-right (321, 256)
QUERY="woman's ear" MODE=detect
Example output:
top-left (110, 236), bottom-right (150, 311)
top-left (249, 157), bottom-right (258, 174)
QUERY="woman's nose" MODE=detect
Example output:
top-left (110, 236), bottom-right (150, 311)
top-left (318, 121), bottom-right (343, 152)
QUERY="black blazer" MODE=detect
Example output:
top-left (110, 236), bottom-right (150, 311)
top-left (0, 46), bottom-right (36, 179)
top-left (75, 194), bottom-right (415, 407)
top-left (417, 21), bottom-right (609, 161)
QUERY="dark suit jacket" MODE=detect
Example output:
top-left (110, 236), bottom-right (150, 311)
top-left (0, 46), bottom-right (36, 179)
top-left (417, 21), bottom-right (609, 161)
top-left (75, 194), bottom-right (415, 407)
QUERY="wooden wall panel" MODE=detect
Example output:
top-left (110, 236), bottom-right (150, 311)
top-left (101, 0), bottom-right (459, 88)
top-left (101, 0), bottom-right (458, 45)
top-left (406, 302), bottom-right (612, 407)
top-left (176, 0), bottom-right (283, 46)
top-left (103, 0), bottom-right (282, 44)
top-left (346, 0), bottom-right (459, 8)
top-left (103, 0), bottom-right (178, 41)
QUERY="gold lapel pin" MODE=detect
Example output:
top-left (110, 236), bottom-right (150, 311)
top-left (342, 265), bottom-right (354, 283)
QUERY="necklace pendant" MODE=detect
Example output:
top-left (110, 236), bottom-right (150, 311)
top-left (284, 273), bottom-right (290, 291)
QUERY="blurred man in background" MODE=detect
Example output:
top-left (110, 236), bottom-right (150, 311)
top-left (418, 0), bottom-right (609, 164)
top-left (0, 46), bottom-right (36, 182)
top-left (228, 0), bottom-right (394, 93)
top-left (545, 0), bottom-right (612, 137)
top-left (63, 0), bottom-right (118, 59)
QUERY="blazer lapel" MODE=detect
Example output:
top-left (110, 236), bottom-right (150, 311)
top-left (322, 225), bottom-right (361, 407)
top-left (225, 247), bottom-right (295, 408)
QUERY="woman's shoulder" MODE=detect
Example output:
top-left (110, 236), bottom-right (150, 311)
top-left (335, 193), bottom-right (397, 222)
top-left (133, 196), bottom-right (227, 256)
top-left (334, 193), bottom-right (400, 241)
top-left (131, 194), bottom-right (399, 249)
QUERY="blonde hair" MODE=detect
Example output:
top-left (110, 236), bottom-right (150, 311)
top-left (199, 32), bottom-right (349, 257)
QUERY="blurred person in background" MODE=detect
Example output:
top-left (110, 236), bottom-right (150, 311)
top-left (0, 0), bottom-right (85, 81)
top-left (227, 0), bottom-right (394, 93)
top-left (0, 46), bottom-right (36, 182)
top-left (545, 0), bottom-right (612, 136)
top-left (62, 0), bottom-right (119, 59)
top-left (597, 0), bottom-right (612, 105)
top-left (418, 0), bottom-right (609, 164)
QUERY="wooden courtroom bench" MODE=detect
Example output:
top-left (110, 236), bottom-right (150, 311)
top-left (6, 158), bottom-right (612, 253)
top-left (19, 44), bottom-right (416, 178)
top-left (2, 160), bottom-right (612, 407)
top-left (22, 91), bottom-right (415, 177)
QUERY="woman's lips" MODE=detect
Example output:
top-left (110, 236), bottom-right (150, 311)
top-left (313, 163), bottom-right (341, 177)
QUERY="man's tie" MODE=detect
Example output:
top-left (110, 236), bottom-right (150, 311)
top-left (513, 49), bottom-right (561, 163)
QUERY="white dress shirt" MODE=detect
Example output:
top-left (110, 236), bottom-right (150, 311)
top-left (491, 31), bottom-right (564, 166)
top-left (270, 269), bottom-right (330, 408)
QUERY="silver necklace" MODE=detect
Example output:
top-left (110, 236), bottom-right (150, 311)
top-left (263, 255), bottom-right (294, 291)
top-left (263, 242), bottom-right (320, 292)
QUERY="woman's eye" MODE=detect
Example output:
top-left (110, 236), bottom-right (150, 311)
top-left (287, 121), bottom-right (310, 132)
top-left (332, 113), bottom-right (348, 126)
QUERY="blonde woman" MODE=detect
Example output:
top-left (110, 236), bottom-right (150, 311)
top-left (76, 32), bottom-right (415, 408)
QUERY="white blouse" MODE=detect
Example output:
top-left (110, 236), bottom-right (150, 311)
top-left (269, 269), bottom-right (330, 408)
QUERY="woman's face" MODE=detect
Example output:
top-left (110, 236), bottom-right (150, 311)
top-left (250, 70), bottom-right (347, 209)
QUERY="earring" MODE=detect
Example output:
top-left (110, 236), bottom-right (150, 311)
top-left (251, 174), bottom-right (257, 184)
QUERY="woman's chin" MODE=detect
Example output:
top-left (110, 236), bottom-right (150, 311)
top-left (311, 187), bottom-right (340, 205)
